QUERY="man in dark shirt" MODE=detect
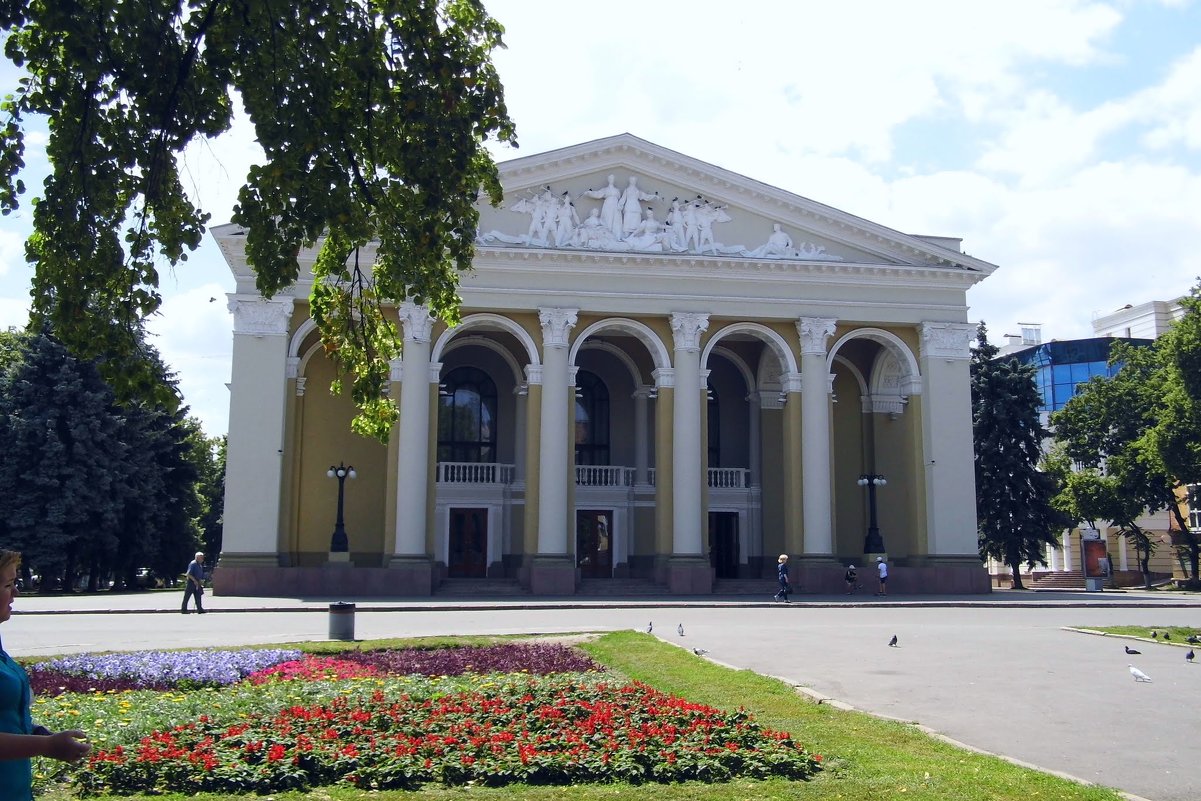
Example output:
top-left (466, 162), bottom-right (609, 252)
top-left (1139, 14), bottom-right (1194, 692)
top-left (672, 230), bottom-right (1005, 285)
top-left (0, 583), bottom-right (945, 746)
top-left (181, 552), bottom-right (206, 614)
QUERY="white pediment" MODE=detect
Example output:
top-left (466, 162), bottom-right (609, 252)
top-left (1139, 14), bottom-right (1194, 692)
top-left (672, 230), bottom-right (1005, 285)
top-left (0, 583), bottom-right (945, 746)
top-left (476, 133), bottom-right (996, 275)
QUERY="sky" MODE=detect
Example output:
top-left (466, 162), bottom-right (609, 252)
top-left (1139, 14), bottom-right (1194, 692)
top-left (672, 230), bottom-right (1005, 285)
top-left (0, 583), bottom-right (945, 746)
top-left (1, 0), bottom-right (1199, 437)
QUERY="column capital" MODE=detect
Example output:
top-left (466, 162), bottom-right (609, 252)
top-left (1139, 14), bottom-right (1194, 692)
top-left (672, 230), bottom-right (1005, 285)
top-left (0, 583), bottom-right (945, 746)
top-left (389, 357), bottom-right (403, 383)
top-left (670, 312), bottom-right (710, 352)
top-left (286, 356), bottom-right (300, 379)
top-left (525, 363), bottom-right (544, 385)
top-left (229, 296), bottom-right (294, 336)
top-left (797, 317), bottom-right (837, 355)
top-left (538, 307), bottom-right (578, 348)
top-left (652, 367), bottom-right (675, 389)
top-left (397, 301), bottom-right (435, 343)
top-left (427, 361), bottom-right (442, 383)
top-left (633, 385), bottom-right (655, 400)
top-left (920, 322), bottom-right (974, 361)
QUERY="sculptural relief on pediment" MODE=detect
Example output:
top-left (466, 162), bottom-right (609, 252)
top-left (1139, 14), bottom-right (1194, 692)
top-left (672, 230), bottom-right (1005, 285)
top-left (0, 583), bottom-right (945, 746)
top-left (476, 171), bottom-right (844, 261)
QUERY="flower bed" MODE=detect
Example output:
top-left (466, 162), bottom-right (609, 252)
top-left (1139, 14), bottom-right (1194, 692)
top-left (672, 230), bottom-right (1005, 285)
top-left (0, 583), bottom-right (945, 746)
top-left (26, 642), bottom-right (821, 796)
top-left (78, 677), bottom-right (820, 795)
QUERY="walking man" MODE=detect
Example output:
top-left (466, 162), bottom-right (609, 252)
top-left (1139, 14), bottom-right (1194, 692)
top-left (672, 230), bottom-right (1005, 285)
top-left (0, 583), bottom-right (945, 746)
top-left (181, 552), bottom-right (206, 614)
top-left (773, 554), bottom-right (791, 603)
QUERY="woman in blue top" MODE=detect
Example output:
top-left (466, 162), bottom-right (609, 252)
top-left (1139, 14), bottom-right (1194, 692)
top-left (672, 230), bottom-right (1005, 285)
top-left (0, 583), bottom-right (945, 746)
top-left (0, 550), bottom-right (90, 799)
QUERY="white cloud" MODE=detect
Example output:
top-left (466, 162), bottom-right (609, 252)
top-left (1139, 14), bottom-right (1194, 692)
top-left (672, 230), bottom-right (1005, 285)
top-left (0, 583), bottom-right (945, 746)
top-left (146, 284), bottom-right (233, 437)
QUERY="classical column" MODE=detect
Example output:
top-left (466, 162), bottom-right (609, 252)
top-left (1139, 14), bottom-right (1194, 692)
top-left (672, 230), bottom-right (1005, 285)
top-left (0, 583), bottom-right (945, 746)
top-left (390, 303), bottom-right (435, 591)
top-left (531, 308), bottom-right (577, 594)
top-left (746, 391), bottom-right (762, 488)
top-left (918, 322), bottom-right (986, 586)
top-left (633, 386), bottom-right (652, 486)
top-left (216, 297), bottom-right (294, 592)
top-left (780, 371), bottom-right (804, 557)
top-left (513, 383), bottom-right (529, 482)
top-left (798, 317), bottom-right (837, 557)
top-left (668, 312), bottom-right (711, 593)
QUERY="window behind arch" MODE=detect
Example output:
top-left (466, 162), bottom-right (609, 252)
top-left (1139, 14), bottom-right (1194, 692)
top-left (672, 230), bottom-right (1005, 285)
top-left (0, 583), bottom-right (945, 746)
top-left (574, 370), bottom-right (610, 465)
top-left (437, 367), bottom-right (498, 463)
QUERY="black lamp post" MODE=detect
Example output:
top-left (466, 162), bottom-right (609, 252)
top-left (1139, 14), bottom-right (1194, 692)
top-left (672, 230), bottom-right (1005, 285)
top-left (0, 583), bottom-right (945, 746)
top-left (327, 462), bottom-right (356, 553)
top-left (856, 473), bottom-right (887, 555)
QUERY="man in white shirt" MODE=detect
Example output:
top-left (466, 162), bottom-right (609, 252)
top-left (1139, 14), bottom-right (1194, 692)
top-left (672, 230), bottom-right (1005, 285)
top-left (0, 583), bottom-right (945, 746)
top-left (876, 556), bottom-right (888, 596)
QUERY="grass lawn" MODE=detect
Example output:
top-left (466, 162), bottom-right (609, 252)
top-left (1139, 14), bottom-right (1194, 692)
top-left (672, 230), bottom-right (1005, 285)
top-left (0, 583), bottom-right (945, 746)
top-left (40, 632), bottom-right (1126, 801)
top-left (1074, 625), bottom-right (1199, 642)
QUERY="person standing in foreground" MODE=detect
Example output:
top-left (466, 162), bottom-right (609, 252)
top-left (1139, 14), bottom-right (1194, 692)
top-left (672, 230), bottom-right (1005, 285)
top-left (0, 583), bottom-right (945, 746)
top-left (876, 556), bottom-right (888, 596)
top-left (0, 550), bottom-right (90, 799)
top-left (773, 554), bottom-right (791, 603)
top-left (181, 552), bottom-right (206, 614)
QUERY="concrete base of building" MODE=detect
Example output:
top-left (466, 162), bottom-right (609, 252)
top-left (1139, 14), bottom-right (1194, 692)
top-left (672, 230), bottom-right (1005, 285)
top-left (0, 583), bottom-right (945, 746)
top-left (530, 556), bottom-right (576, 595)
top-left (667, 557), bottom-right (713, 594)
top-left (212, 560), bottom-right (435, 597)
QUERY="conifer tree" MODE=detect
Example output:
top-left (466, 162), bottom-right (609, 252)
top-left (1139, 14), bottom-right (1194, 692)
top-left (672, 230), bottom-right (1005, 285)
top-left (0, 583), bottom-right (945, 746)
top-left (971, 323), bottom-right (1071, 588)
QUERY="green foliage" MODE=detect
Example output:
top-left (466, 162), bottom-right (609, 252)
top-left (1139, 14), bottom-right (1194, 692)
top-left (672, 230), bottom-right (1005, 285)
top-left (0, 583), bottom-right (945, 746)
top-left (0, 331), bottom-right (207, 589)
top-left (971, 323), bottom-right (1072, 588)
top-left (1050, 326), bottom-right (1195, 585)
top-left (1, 0), bottom-right (516, 440)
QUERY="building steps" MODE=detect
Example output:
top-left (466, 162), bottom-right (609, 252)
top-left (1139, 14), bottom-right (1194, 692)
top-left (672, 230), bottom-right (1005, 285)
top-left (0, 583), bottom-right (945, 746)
top-left (434, 578), bottom-right (529, 596)
top-left (577, 578), bottom-right (672, 596)
top-left (1029, 570), bottom-right (1085, 589)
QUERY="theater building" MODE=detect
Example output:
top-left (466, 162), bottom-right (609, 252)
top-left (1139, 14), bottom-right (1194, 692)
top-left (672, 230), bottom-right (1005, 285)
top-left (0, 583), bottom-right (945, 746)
top-left (213, 134), bottom-right (996, 596)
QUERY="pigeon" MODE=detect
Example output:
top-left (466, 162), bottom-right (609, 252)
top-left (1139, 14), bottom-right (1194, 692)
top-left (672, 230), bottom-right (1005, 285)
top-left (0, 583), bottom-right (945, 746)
top-left (888, 635), bottom-right (898, 647)
top-left (1186, 635), bottom-right (1199, 644)
top-left (1163, 632), bottom-right (1171, 641)
top-left (1187, 649), bottom-right (1195, 663)
top-left (1125, 645), bottom-right (1141, 655)
top-left (677, 623), bottom-right (685, 637)
top-left (692, 647), bottom-right (709, 656)
top-left (1129, 664), bottom-right (1152, 682)
top-left (647, 622), bottom-right (653, 634)
top-left (1151, 630), bottom-right (1159, 639)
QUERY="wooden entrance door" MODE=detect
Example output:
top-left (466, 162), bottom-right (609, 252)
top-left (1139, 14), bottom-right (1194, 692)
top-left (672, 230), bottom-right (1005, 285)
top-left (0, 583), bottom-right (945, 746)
top-left (575, 510), bottom-right (613, 578)
top-left (708, 512), bottom-right (739, 579)
top-left (448, 508), bottom-right (487, 578)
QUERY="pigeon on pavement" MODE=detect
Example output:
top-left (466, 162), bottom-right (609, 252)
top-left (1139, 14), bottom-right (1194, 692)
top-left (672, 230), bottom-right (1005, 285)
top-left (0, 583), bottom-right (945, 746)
top-left (1187, 650), bottom-right (1195, 663)
top-left (1125, 645), bottom-right (1141, 655)
top-left (888, 635), bottom-right (898, 647)
top-left (677, 623), bottom-right (685, 637)
top-left (1129, 664), bottom-right (1152, 682)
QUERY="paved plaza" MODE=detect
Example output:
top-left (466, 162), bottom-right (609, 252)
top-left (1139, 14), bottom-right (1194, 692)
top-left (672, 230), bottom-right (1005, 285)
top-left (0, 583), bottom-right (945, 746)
top-left (8, 589), bottom-right (1201, 801)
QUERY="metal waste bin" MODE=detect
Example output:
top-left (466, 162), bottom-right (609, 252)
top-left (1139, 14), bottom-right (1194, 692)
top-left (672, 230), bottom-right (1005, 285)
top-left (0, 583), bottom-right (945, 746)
top-left (328, 602), bottom-right (356, 641)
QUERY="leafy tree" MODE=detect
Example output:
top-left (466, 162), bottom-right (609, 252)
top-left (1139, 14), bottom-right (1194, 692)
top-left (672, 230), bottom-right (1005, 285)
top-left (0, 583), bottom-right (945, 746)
top-left (0, 330), bottom-right (131, 589)
top-left (1148, 281), bottom-right (1201, 585)
top-left (971, 323), bottom-right (1072, 588)
top-left (1051, 340), bottom-right (1189, 588)
top-left (1, 0), bottom-right (516, 439)
top-left (188, 429), bottom-right (226, 568)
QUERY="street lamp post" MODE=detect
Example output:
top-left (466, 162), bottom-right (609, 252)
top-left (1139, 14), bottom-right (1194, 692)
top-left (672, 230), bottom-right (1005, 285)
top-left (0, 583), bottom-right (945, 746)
top-left (856, 473), bottom-right (887, 556)
top-left (327, 462), bottom-right (356, 554)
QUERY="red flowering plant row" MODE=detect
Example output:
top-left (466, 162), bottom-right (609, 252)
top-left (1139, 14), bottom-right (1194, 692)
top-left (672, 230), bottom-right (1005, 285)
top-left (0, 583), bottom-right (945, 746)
top-left (76, 675), bottom-right (821, 795)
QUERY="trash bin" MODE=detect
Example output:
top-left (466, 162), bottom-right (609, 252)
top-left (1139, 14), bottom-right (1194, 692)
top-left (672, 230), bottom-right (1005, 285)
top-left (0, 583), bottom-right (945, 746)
top-left (328, 602), bottom-right (355, 641)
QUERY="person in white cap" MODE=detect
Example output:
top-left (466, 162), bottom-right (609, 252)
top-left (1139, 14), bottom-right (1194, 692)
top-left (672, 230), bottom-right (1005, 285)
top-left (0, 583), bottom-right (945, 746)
top-left (875, 556), bottom-right (888, 596)
top-left (844, 564), bottom-right (858, 594)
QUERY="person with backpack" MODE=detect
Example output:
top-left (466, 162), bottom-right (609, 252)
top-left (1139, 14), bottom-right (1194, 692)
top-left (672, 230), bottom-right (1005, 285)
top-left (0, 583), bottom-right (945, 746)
top-left (844, 564), bottom-right (859, 594)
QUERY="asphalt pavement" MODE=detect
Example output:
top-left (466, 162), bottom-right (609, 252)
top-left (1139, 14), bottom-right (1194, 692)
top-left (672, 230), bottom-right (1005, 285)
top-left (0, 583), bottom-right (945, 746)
top-left (7, 588), bottom-right (1201, 801)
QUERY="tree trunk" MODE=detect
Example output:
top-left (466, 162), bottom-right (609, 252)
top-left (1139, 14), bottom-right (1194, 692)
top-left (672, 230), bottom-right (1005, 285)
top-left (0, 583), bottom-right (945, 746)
top-left (1010, 562), bottom-right (1025, 590)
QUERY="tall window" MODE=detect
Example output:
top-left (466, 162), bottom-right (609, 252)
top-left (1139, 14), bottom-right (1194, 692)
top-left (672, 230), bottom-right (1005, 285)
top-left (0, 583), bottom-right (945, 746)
top-left (707, 383), bottom-right (720, 467)
top-left (437, 367), bottom-right (497, 463)
top-left (574, 370), bottom-right (610, 465)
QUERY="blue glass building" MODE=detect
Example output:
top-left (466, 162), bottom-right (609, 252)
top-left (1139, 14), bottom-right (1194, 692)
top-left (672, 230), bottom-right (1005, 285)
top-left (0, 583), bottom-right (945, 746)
top-left (1007, 337), bottom-right (1153, 413)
